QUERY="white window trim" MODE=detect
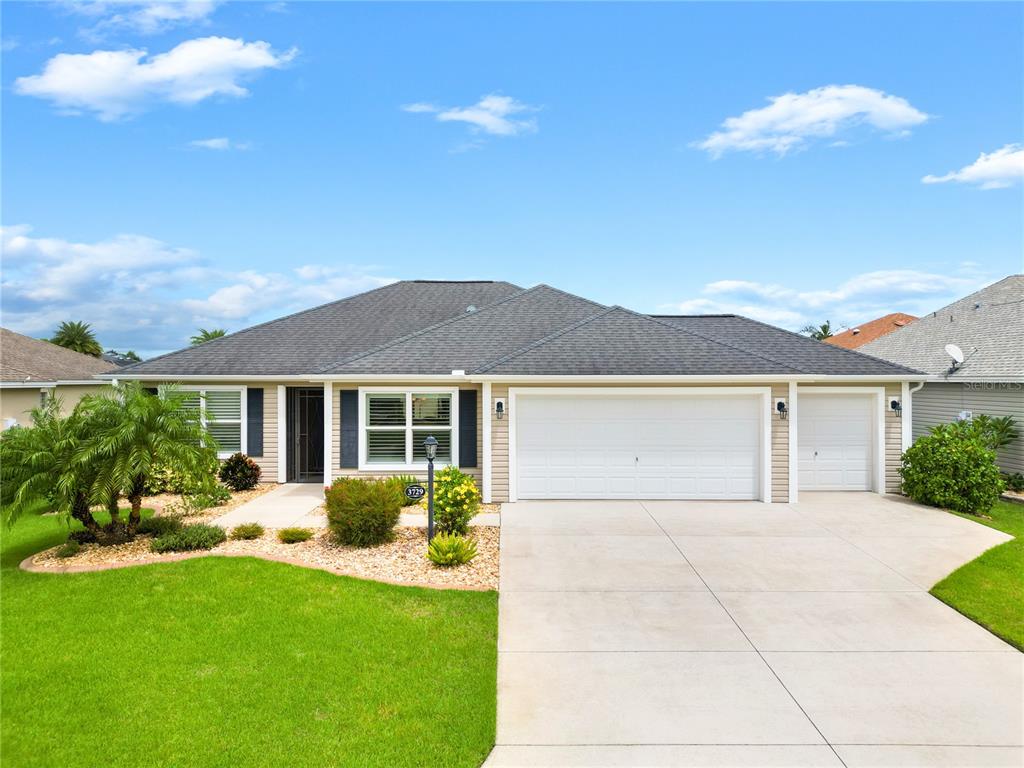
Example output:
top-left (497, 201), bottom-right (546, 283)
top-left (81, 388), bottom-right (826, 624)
top-left (357, 386), bottom-right (459, 472)
top-left (178, 385), bottom-right (247, 460)
top-left (797, 386), bottom-right (886, 494)
top-left (506, 386), bottom-right (772, 503)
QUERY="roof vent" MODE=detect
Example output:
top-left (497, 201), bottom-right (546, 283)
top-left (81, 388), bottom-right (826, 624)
top-left (466, 305), bottom-right (477, 313)
top-left (851, 328), bottom-right (861, 335)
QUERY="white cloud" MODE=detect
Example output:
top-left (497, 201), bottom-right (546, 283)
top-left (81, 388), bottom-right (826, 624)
top-left (695, 85), bottom-right (929, 157)
top-left (403, 94), bottom-right (539, 137)
top-left (14, 36), bottom-right (297, 121)
top-left (62, 1), bottom-right (220, 38)
top-left (663, 269), bottom-right (988, 331)
top-left (0, 225), bottom-right (395, 356)
top-left (188, 137), bottom-right (252, 150)
top-left (922, 144), bottom-right (1024, 190)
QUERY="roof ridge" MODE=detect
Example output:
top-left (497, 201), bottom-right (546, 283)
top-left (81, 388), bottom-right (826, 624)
top-left (317, 284), bottom-right (604, 373)
top-left (717, 313), bottom-right (923, 374)
top-left (922, 275), bottom-right (1024, 318)
top-left (472, 306), bottom-right (620, 373)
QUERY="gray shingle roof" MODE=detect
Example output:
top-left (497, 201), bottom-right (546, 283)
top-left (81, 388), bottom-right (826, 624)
top-left (116, 281), bottom-right (522, 376)
top-left (477, 307), bottom-right (807, 376)
top-left (1, 328), bottom-right (119, 382)
top-left (320, 285), bottom-right (605, 375)
top-left (858, 275), bottom-right (1024, 380)
top-left (652, 314), bottom-right (922, 376)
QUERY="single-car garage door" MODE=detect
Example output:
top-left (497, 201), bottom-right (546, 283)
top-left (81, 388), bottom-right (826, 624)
top-left (514, 393), bottom-right (763, 500)
top-left (798, 394), bottom-right (873, 491)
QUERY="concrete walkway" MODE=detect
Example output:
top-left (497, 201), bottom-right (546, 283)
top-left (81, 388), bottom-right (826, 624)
top-left (213, 483), bottom-right (325, 528)
top-left (487, 493), bottom-right (1022, 767)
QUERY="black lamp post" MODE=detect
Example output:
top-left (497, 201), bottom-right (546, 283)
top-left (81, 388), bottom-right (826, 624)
top-left (423, 435), bottom-right (438, 542)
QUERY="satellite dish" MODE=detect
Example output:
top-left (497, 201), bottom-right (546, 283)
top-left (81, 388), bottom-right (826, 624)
top-left (945, 344), bottom-right (965, 365)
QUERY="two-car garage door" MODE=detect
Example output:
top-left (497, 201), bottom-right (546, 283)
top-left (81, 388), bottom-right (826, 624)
top-left (515, 394), bottom-right (763, 500)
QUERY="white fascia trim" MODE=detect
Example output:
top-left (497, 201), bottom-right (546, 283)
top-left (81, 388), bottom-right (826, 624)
top-left (277, 385), bottom-right (287, 484)
top-left (0, 382), bottom-right (56, 389)
top-left (788, 381), bottom-right (798, 504)
top-left (800, 385), bottom-right (887, 494)
top-left (307, 375), bottom-right (468, 382)
top-left (506, 386), bottom-right (774, 503)
top-left (356, 386), bottom-right (460, 472)
top-left (472, 374), bottom-right (927, 384)
top-left (323, 382), bottom-right (334, 487)
top-left (482, 381), bottom-right (492, 504)
top-left (98, 374), bottom-right (310, 381)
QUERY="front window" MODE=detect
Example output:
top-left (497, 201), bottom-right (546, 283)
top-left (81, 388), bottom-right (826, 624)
top-left (181, 387), bottom-right (245, 458)
top-left (364, 390), bottom-right (454, 467)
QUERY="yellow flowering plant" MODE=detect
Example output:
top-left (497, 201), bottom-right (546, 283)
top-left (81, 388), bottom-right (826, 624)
top-left (431, 465), bottom-right (481, 536)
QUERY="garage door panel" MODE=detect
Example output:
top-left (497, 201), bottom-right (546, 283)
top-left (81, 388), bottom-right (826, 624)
top-left (516, 394), bottom-right (762, 500)
top-left (799, 394), bottom-right (873, 491)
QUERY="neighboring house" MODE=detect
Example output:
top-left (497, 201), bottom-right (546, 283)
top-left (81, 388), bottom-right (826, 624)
top-left (826, 313), bottom-right (917, 350)
top-left (860, 276), bottom-right (1024, 474)
top-left (0, 328), bottom-right (118, 430)
top-left (107, 281), bottom-right (925, 503)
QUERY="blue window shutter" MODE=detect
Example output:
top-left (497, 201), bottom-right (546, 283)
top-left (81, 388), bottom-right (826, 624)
top-left (340, 390), bottom-right (358, 468)
top-left (458, 389), bottom-right (477, 468)
top-left (246, 388), bottom-right (264, 457)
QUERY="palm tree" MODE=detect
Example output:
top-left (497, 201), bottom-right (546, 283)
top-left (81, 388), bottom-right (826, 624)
top-left (0, 398), bottom-right (104, 535)
top-left (800, 321), bottom-right (833, 340)
top-left (79, 383), bottom-right (219, 534)
top-left (50, 321), bottom-right (103, 357)
top-left (190, 328), bottom-right (226, 346)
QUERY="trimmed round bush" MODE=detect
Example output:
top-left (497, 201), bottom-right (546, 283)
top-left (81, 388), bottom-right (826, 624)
top-left (325, 478), bottom-right (401, 548)
top-left (277, 527), bottom-right (313, 544)
top-left (151, 523), bottom-right (227, 553)
top-left (218, 453), bottom-right (262, 491)
top-left (136, 515), bottom-right (184, 537)
top-left (230, 522), bottom-right (265, 540)
top-left (901, 422), bottom-right (1004, 514)
top-left (55, 540), bottom-right (81, 558)
top-left (426, 533), bottom-right (477, 567)
top-left (433, 466), bottom-right (481, 537)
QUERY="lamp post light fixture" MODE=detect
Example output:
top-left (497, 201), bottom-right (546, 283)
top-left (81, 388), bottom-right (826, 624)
top-left (423, 435), bottom-right (438, 542)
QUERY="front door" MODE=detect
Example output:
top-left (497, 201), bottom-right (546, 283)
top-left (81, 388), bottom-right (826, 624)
top-left (287, 387), bottom-right (324, 482)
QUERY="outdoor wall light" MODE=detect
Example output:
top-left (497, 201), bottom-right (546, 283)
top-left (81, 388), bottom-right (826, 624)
top-left (495, 399), bottom-right (506, 420)
top-left (775, 399), bottom-right (788, 420)
top-left (890, 398), bottom-right (902, 418)
top-left (423, 435), bottom-right (438, 461)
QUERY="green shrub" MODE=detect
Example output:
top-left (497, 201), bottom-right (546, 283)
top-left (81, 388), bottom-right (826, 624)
top-left (325, 478), bottom-right (401, 548)
top-left (426, 533), bottom-right (478, 567)
top-left (433, 466), bottom-right (481, 536)
top-left (55, 540), bottom-right (81, 558)
top-left (901, 421), bottom-right (1004, 514)
top-left (143, 452), bottom-right (221, 495)
top-left (190, 485), bottom-right (232, 509)
top-left (219, 453), bottom-right (262, 491)
top-left (230, 522), bottom-right (265, 540)
top-left (278, 527), bottom-right (313, 544)
top-left (970, 414), bottom-right (1018, 451)
top-left (1002, 472), bottom-right (1024, 493)
top-left (68, 529), bottom-right (97, 545)
top-left (136, 515), bottom-right (184, 537)
top-left (150, 523), bottom-right (227, 553)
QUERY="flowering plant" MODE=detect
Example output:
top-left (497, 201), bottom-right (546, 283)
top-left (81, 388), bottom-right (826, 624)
top-left (432, 465), bottom-right (481, 536)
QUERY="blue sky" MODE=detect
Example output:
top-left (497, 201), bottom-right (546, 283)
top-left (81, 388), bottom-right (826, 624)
top-left (2, 1), bottom-right (1022, 357)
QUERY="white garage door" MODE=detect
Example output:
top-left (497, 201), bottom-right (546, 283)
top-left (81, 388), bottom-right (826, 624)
top-left (515, 394), bottom-right (762, 500)
top-left (798, 394), bottom-right (873, 491)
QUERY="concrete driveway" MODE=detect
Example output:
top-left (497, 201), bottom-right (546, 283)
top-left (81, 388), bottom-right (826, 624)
top-left (487, 493), bottom-right (1022, 767)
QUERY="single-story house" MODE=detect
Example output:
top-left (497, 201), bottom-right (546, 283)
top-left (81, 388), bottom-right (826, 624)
top-left (105, 281), bottom-right (926, 503)
top-left (825, 312), bottom-right (917, 350)
top-left (0, 327), bottom-right (117, 430)
top-left (860, 275), bottom-right (1024, 475)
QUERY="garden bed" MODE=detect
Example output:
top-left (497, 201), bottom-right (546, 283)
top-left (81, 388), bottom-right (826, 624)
top-left (140, 482), bottom-right (277, 520)
top-left (24, 524), bottom-right (499, 590)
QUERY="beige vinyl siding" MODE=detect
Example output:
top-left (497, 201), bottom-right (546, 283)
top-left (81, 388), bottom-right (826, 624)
top-left (490, 384), bottom-right (510, 502)
top-left (771, 383), bottom-right (789, 502)
top-left (913, 382), bottom-right (1024, 474)
top-left (248, 383), bottom-right (279, 483)
top-left (1, 383), bottom-right (113, 431)
top-left (884, 383), bottom-right (902, 493)
top-left (330, 383), bottom-right (483, 485)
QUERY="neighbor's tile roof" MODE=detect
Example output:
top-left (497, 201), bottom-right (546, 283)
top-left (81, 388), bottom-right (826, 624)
top-left (859, 275), bottom-right (1024, 380)
top-left (825, 313), bottom-right (917, 349)
top-left (1, 328), bottom-right (118, 383)
top-left (320, 285), bottom-right (604, 375)
top-left (117, 280), bottom-right (523, 376)
top-left (652, 315), bottom-right (922, 377)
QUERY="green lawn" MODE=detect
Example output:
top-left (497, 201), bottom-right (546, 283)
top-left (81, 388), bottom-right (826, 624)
top-left (931, 499), bottom-right (1024, 651)
top-left (1, 511), bottom-right (498, 767)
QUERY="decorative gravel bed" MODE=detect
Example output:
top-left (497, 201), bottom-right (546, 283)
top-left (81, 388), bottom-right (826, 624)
top-left (25, 525), bottom-right (500, 590)
top-left (141, 483), bottom-right (277, 521)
